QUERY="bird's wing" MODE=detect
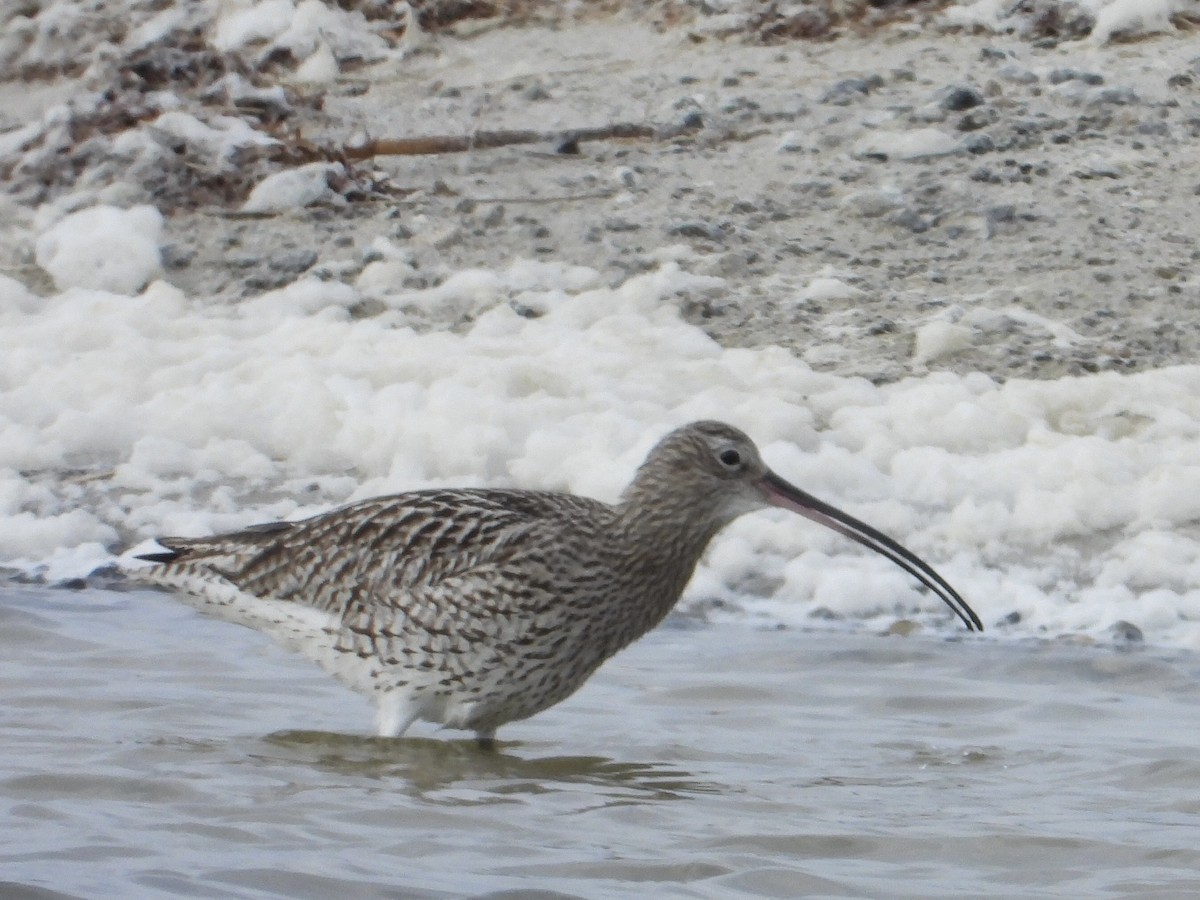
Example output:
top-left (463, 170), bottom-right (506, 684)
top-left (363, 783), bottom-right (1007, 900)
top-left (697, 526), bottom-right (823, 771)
top-left (131, 490), bottom-right (613, 703)
top-left (139, 489), bottom-right (603, 625)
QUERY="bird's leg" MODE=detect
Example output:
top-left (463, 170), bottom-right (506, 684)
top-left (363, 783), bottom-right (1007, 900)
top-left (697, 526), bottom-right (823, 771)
top-left (475, 729), bottom-right (497, 752)
top-left (376, 696), bottom-right (420, 738)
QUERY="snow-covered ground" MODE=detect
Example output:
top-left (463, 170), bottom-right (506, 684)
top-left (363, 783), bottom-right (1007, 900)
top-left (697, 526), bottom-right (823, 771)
top-left (3, 0), bottom-right (1200, 647)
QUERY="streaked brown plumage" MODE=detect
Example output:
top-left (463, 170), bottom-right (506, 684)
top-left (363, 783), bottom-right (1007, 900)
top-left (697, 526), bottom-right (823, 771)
top-left (134, 421), bottom-right (980, 744)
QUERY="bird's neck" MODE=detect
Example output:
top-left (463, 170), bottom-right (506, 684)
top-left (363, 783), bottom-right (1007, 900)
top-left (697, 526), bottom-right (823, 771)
top-left (616, 472), bottom-right (734, 553)
top-left (609, 486), bottom-right (731, 636)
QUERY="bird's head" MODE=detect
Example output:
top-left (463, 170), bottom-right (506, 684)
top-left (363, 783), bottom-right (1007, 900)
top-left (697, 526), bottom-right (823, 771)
top-left (623, 420), bottom-right (981, 632)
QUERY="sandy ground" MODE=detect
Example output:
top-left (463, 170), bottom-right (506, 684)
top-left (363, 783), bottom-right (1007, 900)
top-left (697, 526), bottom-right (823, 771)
top-left (139, 18), bottom-right (1200, 385)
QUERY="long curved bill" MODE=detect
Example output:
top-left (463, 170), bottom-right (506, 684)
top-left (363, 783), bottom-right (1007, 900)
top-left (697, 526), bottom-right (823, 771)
top-left (758, 470), bottom-right (982, 632)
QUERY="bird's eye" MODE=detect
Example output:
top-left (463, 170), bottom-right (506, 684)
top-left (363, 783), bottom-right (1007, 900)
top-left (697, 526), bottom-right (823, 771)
top-left (719, 448), bottom-right (742, 468)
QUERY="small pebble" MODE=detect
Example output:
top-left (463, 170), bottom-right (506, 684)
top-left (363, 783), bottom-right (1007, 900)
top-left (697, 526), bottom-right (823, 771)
top-left (268, 249), bottom-right (318, 274)
top-left (1075, 159), bottom-right (1123, 180)
top-left (820, 77), bottom-right (878, 105)
top-left (939, 85), bottom-right (985, 112)
top-left (668, 221), bottom-right (726, 241)
top-left (964, 133), bottom-right (995, 154)
top-left (1049, 69), bottom-right (1104, 86)
top-left (481, 205), bottom-right (505, 228)
top-left (985, 204), bottom-right (1016, 224)
top-left (604, 218), bottom-right (640, 233)
top-left (841, 188), bottom-right (905, 218)
top-left (1091, 88), bottom-right (1139, 106)
top-left (161, 244), bottom-right (195, 269)
top-left (957, 111), bottom-right (991, 132)
top-left (1109, 621), bottom-right (1144, 643)
top-left (777, 131), bottom-right (805, 153)
top-left (997, 64), bottom-right (1038, 85)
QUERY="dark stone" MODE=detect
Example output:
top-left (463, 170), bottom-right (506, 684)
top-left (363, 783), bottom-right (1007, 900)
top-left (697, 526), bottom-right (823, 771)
top-left (1049, 68), bottom-right (1105, 86)
top-left (889, 208), bottom-right (930, 233)
top-left (269, 249), bottom-right (318, 274)
top-left (481, 205), bottom-right (505, 228)
top-left (820, 77), bottom-right (876, 105)
top-left (668, 221), bottom-right (727, 241)
top-left (604, 218), bottom-right (640, 232)
top-left (964, 133), bottom-right (995, 154)
top-left (985, 204), bottom-right (1017, 224)
top-left (940, 85), bottom-right (985, 111)
top-left (957, 111), bottom-right (991, 132)
top-left (1092, 88), bottom-right (1139, 106)
top-left (161, 243), bottom-right (195, 269)
top-left (1109, 620), bottom-right (1144, 643)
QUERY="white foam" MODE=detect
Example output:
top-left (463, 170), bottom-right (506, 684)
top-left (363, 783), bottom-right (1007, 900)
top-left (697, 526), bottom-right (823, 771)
top-left (912, 320), bottom-right (973, 366)
top-left (1089, 0), bottom-right (1188, 44)
top-left (943, 0), bottom-right (1193, 41)
top-left (211, 0), bottom-right (296, 53)
top-left (6, 241), bottom-right (1200, 648)
top-left (212, 0), bottom-right (391, 63)
top-left (33, 205), bottom-right (163, 294)
top-left (292, 39), bottom-right (339, 83)
top-left (124, 4), bottom-right (192, 50)
top-left (0, 122), bottom-right (43, 157)
top-left (148, 111), bottom-right (279, 165)
top-left (800, 277), bottom-right (864, 303)
top-left (941, 0), bottom-right (1010, 29)
top-left (856, 129), bottom-right (961, 161)
top-left (241, 162), bottom-right (344, 214)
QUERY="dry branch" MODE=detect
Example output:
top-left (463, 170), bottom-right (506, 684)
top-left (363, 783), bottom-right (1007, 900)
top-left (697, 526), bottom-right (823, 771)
top-left (343, 116), bottom-right (702, 159)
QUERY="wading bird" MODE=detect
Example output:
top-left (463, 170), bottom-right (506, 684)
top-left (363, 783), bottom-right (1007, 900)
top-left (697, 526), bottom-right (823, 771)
top-left (135, 421), bottom-right (980, 746)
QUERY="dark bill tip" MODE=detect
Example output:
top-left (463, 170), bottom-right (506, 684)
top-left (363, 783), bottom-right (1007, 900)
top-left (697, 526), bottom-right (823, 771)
top-left (759, 470), bottom-right (982, 632)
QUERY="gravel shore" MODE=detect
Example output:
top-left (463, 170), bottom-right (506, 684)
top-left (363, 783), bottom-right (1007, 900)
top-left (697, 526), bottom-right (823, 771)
top-left (4, 5), bottom-right (1199, 385)
top-left (151, 20), bottom-right (1200, 385)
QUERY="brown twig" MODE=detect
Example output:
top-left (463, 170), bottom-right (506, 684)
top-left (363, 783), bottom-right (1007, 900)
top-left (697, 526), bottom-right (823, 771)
top-left (343, 117), bottom-right (702, 159)
top-left (467, 191), bottom-right (616, 204)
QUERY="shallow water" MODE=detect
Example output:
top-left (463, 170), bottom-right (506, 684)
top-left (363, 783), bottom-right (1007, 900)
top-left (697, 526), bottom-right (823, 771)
top-left (3, 587), bottom-right (1200, 899)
